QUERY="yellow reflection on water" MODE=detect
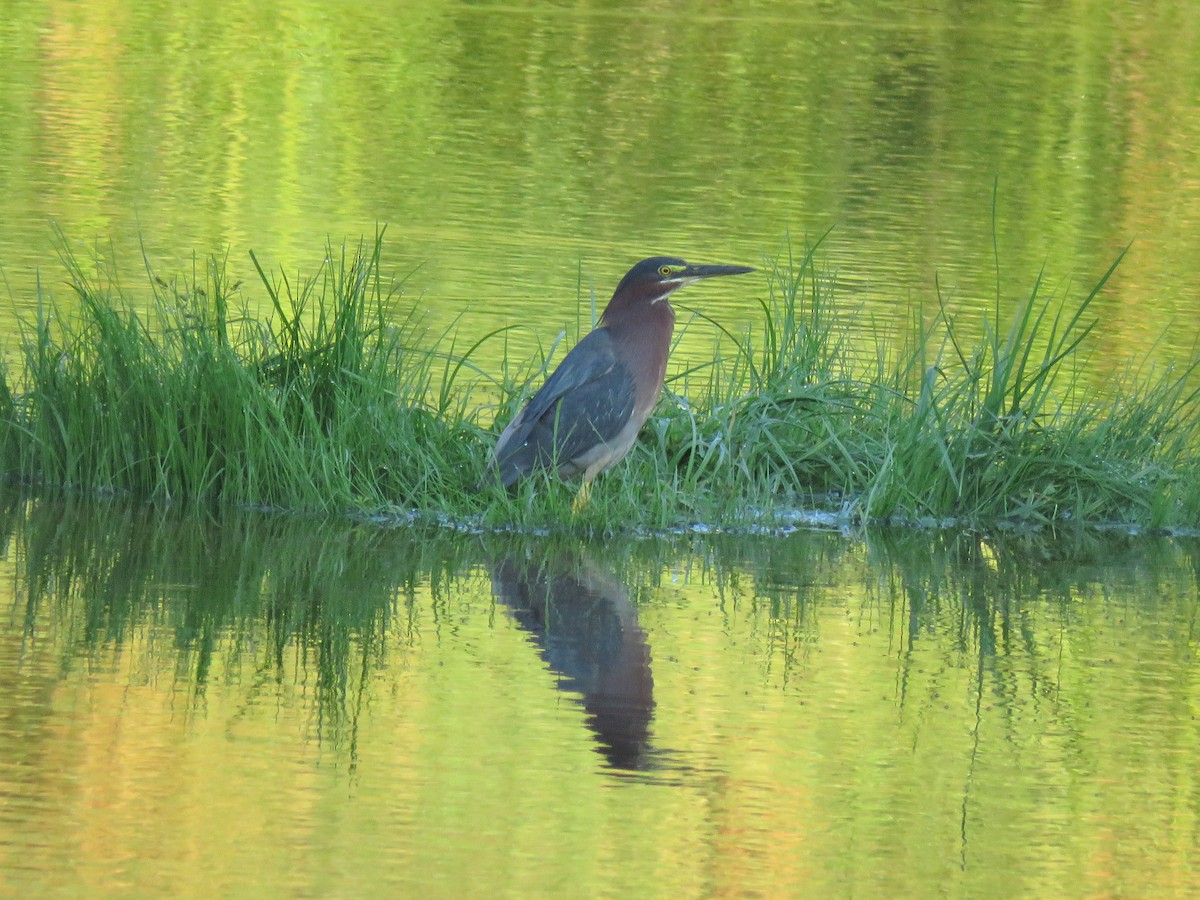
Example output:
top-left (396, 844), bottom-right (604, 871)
top-left (0, 0), bottom-right (1197, 388)
top-left (1, 500), bottom-right (1198, 895)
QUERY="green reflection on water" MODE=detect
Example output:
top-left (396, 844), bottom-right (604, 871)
top-left (1, 1), bottom-right (1198, 381)
top-left (0, 494), bottom-right (1197, 895)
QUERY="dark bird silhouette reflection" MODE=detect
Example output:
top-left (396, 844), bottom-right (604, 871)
top-left (489, 548), bottom-right (655, 771)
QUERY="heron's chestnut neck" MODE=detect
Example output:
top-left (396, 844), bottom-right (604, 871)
top-left (599, 294), bottom-right (675, 413)
top-left (599, 291), bottom-right (676, 337)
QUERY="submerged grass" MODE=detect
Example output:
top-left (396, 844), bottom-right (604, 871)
top-left (1, 229), bottom-right (1198, 535)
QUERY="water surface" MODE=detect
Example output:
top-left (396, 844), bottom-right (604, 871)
top-left (1, 1), bottom-right (1198, 380)
top-left (1, 496), bottom-right (1197, 895)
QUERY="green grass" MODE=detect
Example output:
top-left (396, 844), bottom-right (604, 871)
top-left (1, 229), bottom-right (1198, 535)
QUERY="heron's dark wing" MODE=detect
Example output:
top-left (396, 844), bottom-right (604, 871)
top-left (493, 328), bottom-right (636, 485)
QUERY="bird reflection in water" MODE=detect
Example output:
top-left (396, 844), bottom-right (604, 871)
top-left (489, 549), bottom-right (655, 771)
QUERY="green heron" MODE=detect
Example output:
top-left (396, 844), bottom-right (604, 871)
top-left (491, 256), bottom-right (754, 506)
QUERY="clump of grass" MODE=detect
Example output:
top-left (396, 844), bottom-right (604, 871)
top-left (649, 235), bottom-right (1200, 531)
top-left (859, 247), bottom-right (1193, 526)
top-left (1, 229), bottom-right (1198, 534)
top-left (0, 231), bottom-right (491, 513)
top-left (669, 231), bottom-right (875, 501)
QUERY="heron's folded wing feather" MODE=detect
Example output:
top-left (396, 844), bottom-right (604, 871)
top-left (494, 329), bottom-right (636, 482)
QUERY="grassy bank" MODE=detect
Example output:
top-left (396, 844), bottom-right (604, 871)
top-left (1, 232), bottom-right (1198, 534)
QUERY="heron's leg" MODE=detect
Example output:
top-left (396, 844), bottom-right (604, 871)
top-left (571, 479), bottom-right (593, 513)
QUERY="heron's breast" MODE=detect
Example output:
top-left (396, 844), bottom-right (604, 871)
top-left (609, 306), bottom-right (674, 418)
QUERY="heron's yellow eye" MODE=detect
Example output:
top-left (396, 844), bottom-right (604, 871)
top-left (659, 265), bottom-right (672, 276)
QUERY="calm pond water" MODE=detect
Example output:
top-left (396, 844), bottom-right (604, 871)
top-left (0, 495), bottom-right (1198, 895)
top-left (1, 1), bottom-right (1199, 378)
top-left (2, 2), bottom-right (1200, 894)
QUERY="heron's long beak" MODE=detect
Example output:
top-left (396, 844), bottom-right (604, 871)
top-left (681, 263), bottom-right (755, 280)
